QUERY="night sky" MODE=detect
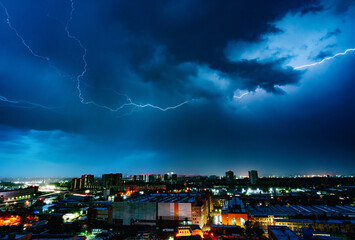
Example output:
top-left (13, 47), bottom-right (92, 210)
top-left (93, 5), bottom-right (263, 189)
top-left (0, 0), bottom-right (354, 177)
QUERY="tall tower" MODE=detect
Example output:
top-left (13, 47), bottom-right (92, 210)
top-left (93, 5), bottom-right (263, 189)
top-left (248, 170), bottom-right (258, 185)
top-left (81, 174), bottom-right (94, 189)
top-left (102, 173), bottom-right (122, 189)
top-left (225, 170), bottom-right (234, 183)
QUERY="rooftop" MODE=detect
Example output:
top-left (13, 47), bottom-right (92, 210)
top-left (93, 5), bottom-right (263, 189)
top-left (124, 193), bottom-right (204, 203)
top-left (274, 218), bottom-right (355, 224)
top-left (222, 196), bottom-right (247, 213)
top-left (249, 204), bottom-right (355, 217)
top-left (268, 226), bottom-right (299, 240)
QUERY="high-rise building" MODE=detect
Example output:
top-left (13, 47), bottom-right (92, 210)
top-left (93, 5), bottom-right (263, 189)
top-left (225, 170), bottom-right (234, 182)
top-left (71, 177), bottom-right (82, 190)
top-left (71, 174), bottom-right (94, 190)
top-left (171, 173), bottom-right (177, 182)
top-left (82, 174), bottom-right (94, 189)
top-left (138, 174), bottom-right (144, 182)
top-left (102, 173), bottom-right (123, 189)
top-left (164, 171), bottom-right (177, 183)
top-left (248, 170), bottom-right (258, 185)
top-left (148, 174), bottom-right (163, 183)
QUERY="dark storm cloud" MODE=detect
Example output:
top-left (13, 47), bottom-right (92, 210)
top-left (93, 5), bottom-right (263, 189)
top-left (0, 0), bottom-right (315, 119)
top-left (300, 3), bottom-right (324, 16)
top-left (320, 28), bottom-right (341, 41)
top-left (127, 45), bottom-right (198, 93)
top-left (104, 0), bottom-right (318, 95)
top-left (220, 59), bottom-right (301, 95)
top-left (0, 0), bottom-right (328, 132)
top-left (330, 0), bottom-right (355, 14)
top-left (314, 51), bottom-right (333, 60)
top-left (111, 0), bottom-right (319, 62)
top-left (0, 0), bottom-right (354, 176)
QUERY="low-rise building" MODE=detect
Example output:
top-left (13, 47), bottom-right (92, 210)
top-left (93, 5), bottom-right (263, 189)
top-left (274, 219), bottom-right (355, 235)
top-left (88, 207), bottom-right (112, 224)
top-left (177, 225), bottom-right (203, 238)
top-left (268, 226), bottom-right (299, 240)
top-left (0, 186), bottom-right (38, 202)
top-left (112, 193), bottom-right (212, 228)
top-left (221, 196), bottom-right (248, 226)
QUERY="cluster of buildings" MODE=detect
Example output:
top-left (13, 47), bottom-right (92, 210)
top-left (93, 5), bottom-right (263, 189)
top-left (71, 174), bottom-right (95, 191)
top-left (70, 172), bottom-right (179, 191)
top-left (71, 170), bottom-right (260, 193)
top-left (225, 170), bottom-right (259, 185)
top-left (1, 171), bottom-right (354, 240)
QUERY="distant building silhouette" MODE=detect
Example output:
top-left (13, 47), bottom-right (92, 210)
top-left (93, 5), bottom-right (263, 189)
top-left (102, 173), bottom-right (122, 189)
top-left (225, 170), bottom-right (234, 182)
top-left (248, 170), bottom-right (258, 185)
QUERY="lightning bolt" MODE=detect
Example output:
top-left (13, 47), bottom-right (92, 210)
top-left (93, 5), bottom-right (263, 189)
top-left (11, 0), bottom-right (352, 109)
top-left (0, 96), bottom-right (57, 109)
top-left (0, 1), bottom-right (59, 110)
top-left (233, 92), bottom-right (249, 99)
top-left (84, 85), bottom-right (190, 112)
top-left (0, 0), bottom-right (67, 78)
top-left (235, 48), bottom-right (355, 99)
top-left (233, 89), bottom-right (263, 100)
top-left (0, 1), bottom-right (50, 62)
top-left (294, 48), bottom-right (355, 70)
top-left (64, 0), bottom-right (87, 105)
top-left (0, 0), bottom-right (188, 114)
top-left (65, 0), bottom-right (189, 113)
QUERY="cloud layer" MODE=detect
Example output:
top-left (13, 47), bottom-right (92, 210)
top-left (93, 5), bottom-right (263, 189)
top-left (0, 0), bottom-right (354, 176)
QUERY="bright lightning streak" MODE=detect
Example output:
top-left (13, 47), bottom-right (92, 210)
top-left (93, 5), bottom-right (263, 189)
top-left (1, 0), bottom-right (188, 114)
top-left (0, 1), bottom-right (50, 62)
top-left (65, 0), bottom-right (189, 113)
top-left (235, 48), bottom-right (355, 100)
top-left (0, 1), bottom-right (58, 110)
top-left (233, 89), bottom-right (263, 100)
top-left (0, 1), bottom-right (67, 78)
top-left (0, 96), bottom-right (56, 110)
top-left (84, 85), bottom-right (190, 112)
top-left (234, 92), bottom-right (249, 99)
top-left (65, 0), bottom-right (87, 104)
top-left (294, 48), bottom-right (355, 70)
top-left (87, 99), bottom-right (189, 112)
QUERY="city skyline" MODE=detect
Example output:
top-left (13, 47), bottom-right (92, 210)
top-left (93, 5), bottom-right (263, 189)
top-left (0, 0), bottom-right (354, 177)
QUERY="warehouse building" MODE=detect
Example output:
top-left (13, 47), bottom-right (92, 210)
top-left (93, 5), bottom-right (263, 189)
top-left (273, 219), bottom-right (355, 235)
top-left (112, 193), bottom-right (212, 228)
top-left (0, 186), bottom-right (38, 202)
